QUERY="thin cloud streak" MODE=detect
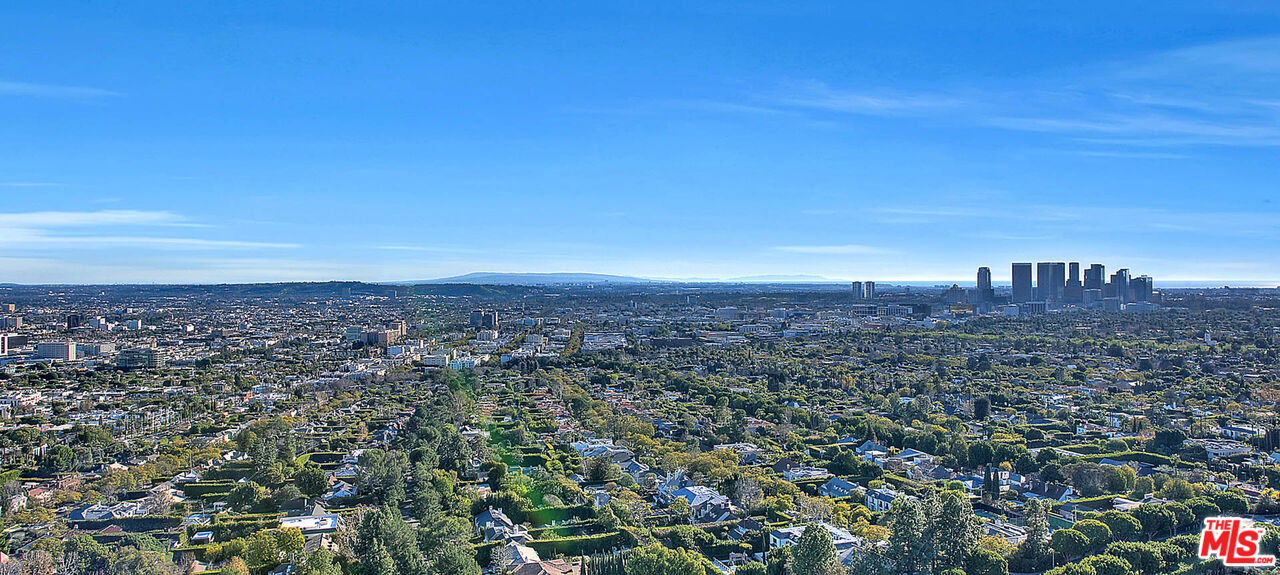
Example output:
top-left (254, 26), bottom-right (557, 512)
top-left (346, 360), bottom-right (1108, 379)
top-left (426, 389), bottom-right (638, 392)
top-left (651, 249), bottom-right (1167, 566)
top-left (375, 245), bottom-right (481, 254)
top-left (773, 244), bottom-right (894, 255)
top-left (42, 237), bottom-right (296, 249)
top-left (0, 210), bottom-right (185, 227)
top-left (870, 203), bottom-right (1280, 238)
top-left (0, 210), bottom-right (297, 251)
top-left (0, 80), bottom-right (123, 99)
top-left (683, 36), bottom-right (1280, 149)
top-left (766, 80), bottom-right (964, 116)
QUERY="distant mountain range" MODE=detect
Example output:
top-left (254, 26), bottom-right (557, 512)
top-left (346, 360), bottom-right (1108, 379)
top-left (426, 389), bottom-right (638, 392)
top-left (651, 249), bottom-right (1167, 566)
top-left (409, 272), bottom-right (852, 286)
top-left (723, 274), bottom-right (841, 283)
top-left (412, 272), bottom-right (660, 285)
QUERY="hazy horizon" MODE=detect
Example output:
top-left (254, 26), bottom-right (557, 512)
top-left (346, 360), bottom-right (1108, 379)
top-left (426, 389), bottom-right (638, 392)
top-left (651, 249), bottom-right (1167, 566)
top-left (1, 271), bottom-right (1275, 289)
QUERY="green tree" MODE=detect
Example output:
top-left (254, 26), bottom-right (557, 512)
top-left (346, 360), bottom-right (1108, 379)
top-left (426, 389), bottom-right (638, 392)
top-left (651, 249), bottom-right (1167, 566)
top-left (1184, 498), bottom-right (1220, 521)
top-left (736, 562), bottom-right (766, 575)
top-left (1212, 490), bottom-right (1248, 514)
top-left (1050, 529), bottom-right (1090, 561)
top-left (1103, 542), bottom-right (1162, 575)
top-left (430, 545), bottom-right (481, 575)
top-left (1131, 505), bottom-right (1174, 539)
top-left (969, 443), bottom-right (995, 468)
top-left (766, 546), bottom-right (792, 575)
top-left (1022, 499), bottom-right (1051, 558)
top-left (244, 531), bottom-right (281, 567)
top-left (482, 460), bottom-right (508, 491)
top-left (358, 449), bottom-right (410, 506)
top-left (669, 525), bottom-right (713, 551)
top-left (64, 534), bottom-right (115, 574)
top-left (1078, 554), bottom-right (1135, 575)
top-left (965, 547), bottom-right (1008, 575)
top-left (356, 506), bottom-right (425, 575)
top-left (1045, 563), bottom-right (1095, 575)
top-left (1129, 477), bottom-right (1154, 498)
top-left (271, 485), bottom-right (303, 508)
top-left (625, 544), bottom-right (706, 575)
top-left (1072, 519), bottom-right (1112, 550)
top-left (1097, 511), bottom-right (1142, 542)
top-left (1156, 478), bottom-right (1193, 501)
top-left (109, 549), bottom-right (176, 575)
top-left (298, 548), bottom-right (343, 575)
top-left (295, 466), bottom-right (328, 499)
top-left (365, 541), bottom-right (398, 575)
top-left (1163, 502), bottom-right (1193, 531)
top-left (41, 444), bottom-right (75, 472)
top-left (793, 525), bottom-right (842, 575)
top-left (887, 496), bottom-right (929, 574)
top-left (932, 490), bottom-right (979, 571)
top-left (849, 544), bottom-right (890, 575)
top-left (669, 497), bottom-right (692, 524)
top-left (974, 397), bottom-right (991, 421)
top-left (226, 481), bottom-right (268, 512)
top-left (276, 527), bottom-right (305, 557)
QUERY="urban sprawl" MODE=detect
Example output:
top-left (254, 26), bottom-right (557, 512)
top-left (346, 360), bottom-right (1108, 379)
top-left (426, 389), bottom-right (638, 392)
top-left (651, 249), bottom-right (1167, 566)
top-left (0, 268), bottom-right (1275, 575)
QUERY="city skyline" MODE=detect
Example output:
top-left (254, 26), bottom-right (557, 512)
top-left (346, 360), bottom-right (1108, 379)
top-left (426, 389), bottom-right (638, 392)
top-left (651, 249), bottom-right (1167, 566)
top-left (5, 3), bottom-right (1280, 284)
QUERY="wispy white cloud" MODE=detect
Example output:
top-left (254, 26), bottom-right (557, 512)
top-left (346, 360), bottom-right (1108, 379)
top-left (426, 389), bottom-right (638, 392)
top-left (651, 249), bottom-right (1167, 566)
top-left (693, 36), bottom-right (1280, 149)
top-left (870, 202), bottom-right (1280, 238)
top-left (0, 209), bottom-right (296, 251)
top-left (0, 210), bottom-right (184, 227)
top-left (0, 80), bottom-right (122, 99)
top-left (1066, 150), bottom-right (1188, 159)
top-left (34, 236), bottom-right (298, 249)
top-left (773, 244), bottom-right (893, 255)
top-left (767, 80), bottom-right (963, 116)
top-left (985, 37), bottom-right (1280, 147)
top-left (375, 245), bottom-right (480, 254)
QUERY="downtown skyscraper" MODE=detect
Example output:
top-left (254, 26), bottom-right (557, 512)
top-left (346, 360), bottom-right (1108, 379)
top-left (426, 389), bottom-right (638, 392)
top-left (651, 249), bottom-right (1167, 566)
top-left (1036, 262), bottom-right (1066, 303)
top-left (1065, 262), bottom-right (1083, 303)
top-left (1012, 263), bottom-right (1033, 303)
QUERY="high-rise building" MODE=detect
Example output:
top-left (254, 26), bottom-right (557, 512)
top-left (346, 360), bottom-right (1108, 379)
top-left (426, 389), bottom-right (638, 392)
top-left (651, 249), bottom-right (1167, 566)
top-left (117, 347), bottom-right (164, 369)
top-left (0, 334), bottom-right (7, 356)
top-left (864, 282), bottom-right (876, 300)
top-left (1065, 262), bottom-right (1083, 303)
top-left (469, 309), bottom-right (499, 329)
top-left (66, 314), bottom-right (83, 329)
top-left (1130, 275), bottom-right (1153, 302)
top-left (1084, 264), bottom-right (1106, 291)
top-left (974, 267), bottom-right (994, 303)
top-left (1111, 269), bottom-right (1130, 304)
top-left (1035, 262), bottom-right (1064, 302)
top-left (850, 281), bottom-right (864, 300)
top-left (1050, 262), bottom-right (1065, 303)
top-left (36, 341), bottom-right (76, 361)
top-left (1012, 263), bottom-right (1033, 303)
top-left (977, 267), bottom-right (992, 291)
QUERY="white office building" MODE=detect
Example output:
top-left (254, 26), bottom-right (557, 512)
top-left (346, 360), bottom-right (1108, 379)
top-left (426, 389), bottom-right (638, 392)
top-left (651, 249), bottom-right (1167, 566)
top-left (37, 342), bottom-right (77, 361)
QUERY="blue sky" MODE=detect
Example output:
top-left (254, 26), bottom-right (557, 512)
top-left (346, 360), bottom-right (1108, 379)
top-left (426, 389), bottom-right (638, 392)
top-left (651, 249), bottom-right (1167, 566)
top-left (4, 2), bottom-right (1280, 284)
